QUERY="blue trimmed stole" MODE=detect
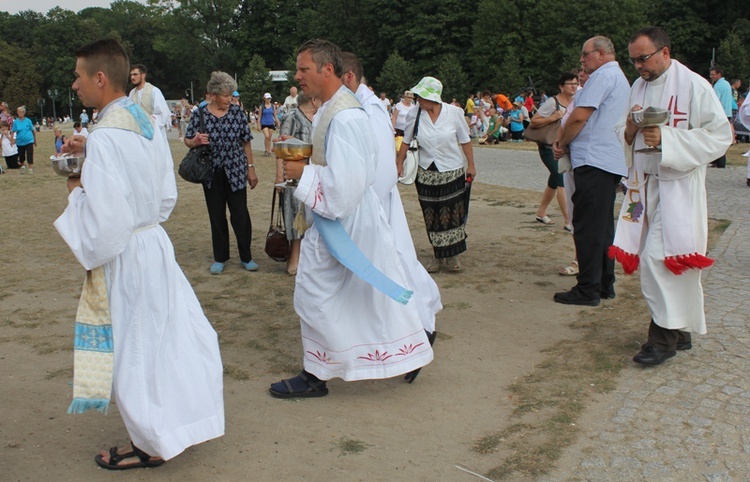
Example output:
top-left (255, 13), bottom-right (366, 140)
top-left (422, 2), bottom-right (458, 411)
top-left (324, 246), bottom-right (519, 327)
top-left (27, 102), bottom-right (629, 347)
top-left (68, 98), bottom-right (154, 414)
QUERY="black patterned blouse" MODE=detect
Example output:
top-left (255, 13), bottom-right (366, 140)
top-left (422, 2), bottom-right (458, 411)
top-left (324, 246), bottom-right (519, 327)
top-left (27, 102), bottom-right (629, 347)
top-left (185, 104), bottom-right (253, 192)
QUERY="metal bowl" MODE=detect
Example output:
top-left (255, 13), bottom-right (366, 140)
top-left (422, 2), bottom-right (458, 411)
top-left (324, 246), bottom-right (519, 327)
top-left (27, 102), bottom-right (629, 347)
top-left (630, 107), bottom-right (670, 127)
top-left (274, 138), bottom-right (312, 161)
top-left (50, 155), bottom-right (84, 177)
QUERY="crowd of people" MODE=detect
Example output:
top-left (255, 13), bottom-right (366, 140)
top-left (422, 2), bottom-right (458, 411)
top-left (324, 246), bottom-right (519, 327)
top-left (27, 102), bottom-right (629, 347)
top-left (2, 25), bottom-right (748, 473)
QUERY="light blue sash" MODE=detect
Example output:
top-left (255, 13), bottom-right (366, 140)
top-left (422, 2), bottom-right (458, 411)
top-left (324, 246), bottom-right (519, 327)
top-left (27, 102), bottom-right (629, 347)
top-left (314, 212), bottom-right (413, 305)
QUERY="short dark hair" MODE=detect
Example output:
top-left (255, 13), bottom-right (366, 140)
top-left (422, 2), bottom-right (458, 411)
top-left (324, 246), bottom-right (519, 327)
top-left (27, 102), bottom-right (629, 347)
top-left (297, 39), bottom-right (342, 77)
top-left (340, 52), bottom-right (364, 84)
top-left (629, 26), bottom-right (671, 52)
top-left (74, 38), bottom-right (130, 93)
top-left (558, 71), bottom-right (578, 86)
top-left (131, 63), bottom-right (147, 74)
top-left (74, 122), bottom-right (82, 128)
top-left (710, 66), bottom-right (724, 76)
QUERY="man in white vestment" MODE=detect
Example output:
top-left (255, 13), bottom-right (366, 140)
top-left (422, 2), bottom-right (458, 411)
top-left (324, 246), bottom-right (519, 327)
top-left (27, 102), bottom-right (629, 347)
top-left (55, 38), bottom-right (224, 469)
top-left (340, 52), bottom-right (442, 381)
top-left (269, 39), bottom-right (433, 398)
top-left (128, 63), bottom-right (172, 135)
top-left (612, 27), bottom-right (732, 366)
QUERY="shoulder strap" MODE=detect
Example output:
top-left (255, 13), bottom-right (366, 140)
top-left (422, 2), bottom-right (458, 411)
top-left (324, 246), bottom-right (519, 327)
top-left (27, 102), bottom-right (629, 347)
top-left (199, 106), bottom-right (206, 133)
top-left (270, 188), bottom-right (277, 225)
top-left (413, 107), bottom-right (422, 138)
top-left (553, 95), bottom-right (561, 110)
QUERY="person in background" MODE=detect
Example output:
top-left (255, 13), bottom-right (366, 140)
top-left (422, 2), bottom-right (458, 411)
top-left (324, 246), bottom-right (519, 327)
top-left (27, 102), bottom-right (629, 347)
top-left (282, 86), bottom-right (299, 114)
top-left (396, 76), bottom-right (476, 273)
top-left (552, 35), bottom-right (629, 307)
top-left (508, 101), bottom-right (525, 142)
top-left (185, 71), bottom-right (259, 275)
top-left (258, 93), bottom-right (278, 156)
top-left (11, 105), bottom-right (36, 174)
top-left (276, 91), bottom-right (319, 275)
top-left (53, 126), bottom-right (67, 155)
top-left (0, 101), bottom-right (13, 128)
top-left (391, 90), bottom-right (415, 137)
top-left (340, 52), bottom-right (442, 381)
top-left (73, 121), bottom-right (89, 138)
top-left (708, 66), bottom-right (732, 167)
top-left (1, 123), bottom-right (18, 171)
top-left (128, 63), bottom-right (172, 136)
top-left (531, 72), bottom-right (577, 229)
top-left (469, 106), bottom-right (482, 138)
top-left (478, 107), bottom-right (505, 144)
top-left (465, 92), bottom-right (475, 124)
top-left (229, 91), bottom-right (239, 107)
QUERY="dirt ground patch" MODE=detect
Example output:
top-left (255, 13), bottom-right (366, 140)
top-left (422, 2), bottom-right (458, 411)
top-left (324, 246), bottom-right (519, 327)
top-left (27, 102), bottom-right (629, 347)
top-left (0, 127), bottom-right (693, 481)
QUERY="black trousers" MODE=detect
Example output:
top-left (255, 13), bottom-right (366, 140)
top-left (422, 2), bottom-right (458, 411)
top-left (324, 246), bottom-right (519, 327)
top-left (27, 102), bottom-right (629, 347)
top-left (17, 143), bottom-right (34, 165)
top-left (648, 320), bottom-right (691, 351)
top-left (203, 169), bottom-right (253, 264)
top-left (571, 165), bottom-right (621, 299)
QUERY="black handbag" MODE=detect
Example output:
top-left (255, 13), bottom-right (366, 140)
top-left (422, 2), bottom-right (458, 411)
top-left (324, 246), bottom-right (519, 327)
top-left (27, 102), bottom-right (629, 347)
top-left (265, 188), bottom-right (291, 262)
top-left (178, 107), bottom-right (212, 184)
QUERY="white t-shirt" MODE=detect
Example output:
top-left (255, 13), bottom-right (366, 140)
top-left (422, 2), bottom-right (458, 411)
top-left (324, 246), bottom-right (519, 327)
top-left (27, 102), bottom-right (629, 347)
top-left (393, 101), bottom-right (416, 131)
top-left (2, 133), bottom-right (17, 157)
top-left (282, 95), bottom-right (298, 113)
top-left (402, 102), bottom-right (471, 172)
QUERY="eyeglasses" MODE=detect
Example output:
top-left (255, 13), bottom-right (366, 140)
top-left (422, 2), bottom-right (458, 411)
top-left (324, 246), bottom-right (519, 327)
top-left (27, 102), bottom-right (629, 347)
top-left (628, 50), bottom-right (660, 65)
top-left (564, 82), bottom-right (579, 86)
top-left (581, 49), bottom-right (598, 57)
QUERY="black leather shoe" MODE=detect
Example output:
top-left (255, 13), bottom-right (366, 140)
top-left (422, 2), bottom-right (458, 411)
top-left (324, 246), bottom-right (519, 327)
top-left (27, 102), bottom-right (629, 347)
top-left (601, 292), bottom-right (616, 300)
top-left (676, 341), bottom-right (692, 350)
top-left (633, 346), bottom-right (676, 366)
top-left (554, 289), bottom-right (600, 306)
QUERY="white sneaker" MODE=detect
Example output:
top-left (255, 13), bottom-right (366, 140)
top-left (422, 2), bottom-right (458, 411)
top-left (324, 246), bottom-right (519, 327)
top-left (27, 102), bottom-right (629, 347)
top-left (20, 166), bottom-right (27, 174)
top-left (28, 168), bottom-right (33, 174)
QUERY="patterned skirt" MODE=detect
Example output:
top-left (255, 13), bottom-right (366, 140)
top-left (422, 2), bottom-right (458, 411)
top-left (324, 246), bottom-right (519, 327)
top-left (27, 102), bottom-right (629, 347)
top-left (415, 164), bottom-right (467, 258)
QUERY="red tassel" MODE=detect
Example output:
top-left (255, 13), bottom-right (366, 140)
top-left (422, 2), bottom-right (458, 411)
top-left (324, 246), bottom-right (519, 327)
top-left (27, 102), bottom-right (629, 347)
top-left (608, 245), bottom-right (640, 274)
top-left (664, 253), bottom-right (714, 275)
top-left (664, 256), bottom-right (687, 275)
top-left (679, 253), bottom-right (714, 270)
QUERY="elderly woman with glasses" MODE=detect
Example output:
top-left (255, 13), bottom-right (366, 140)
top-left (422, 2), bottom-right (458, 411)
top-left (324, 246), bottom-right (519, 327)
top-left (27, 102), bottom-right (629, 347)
top-left (184, 71), bottom-right (259, 274)
top-left (395, 76), bottom-right (476, 273)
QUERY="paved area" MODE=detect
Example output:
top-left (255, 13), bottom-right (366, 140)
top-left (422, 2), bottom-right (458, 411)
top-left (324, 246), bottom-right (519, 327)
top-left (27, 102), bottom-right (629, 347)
top-left (470, 146), bottom-right (750, 481)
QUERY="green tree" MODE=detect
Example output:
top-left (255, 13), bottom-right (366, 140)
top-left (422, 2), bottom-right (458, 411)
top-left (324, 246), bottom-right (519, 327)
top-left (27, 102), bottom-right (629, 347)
top-left (717, 32), bottom-right (749, 85)
top-left (497, 46), bottom-right (524, 98)
top-left (376, 51), bottom-right (416, 100)
top-left (238, 54), bottom-right (274, 108)
top-left (436, 54), bottom-right (469, 104)
top-left (0, 40), bottom-right (44, 116)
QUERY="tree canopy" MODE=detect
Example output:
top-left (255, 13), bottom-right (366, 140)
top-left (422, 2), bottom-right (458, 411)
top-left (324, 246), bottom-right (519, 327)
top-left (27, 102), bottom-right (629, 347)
top-left (1, 0), bottom-right (747, 118)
